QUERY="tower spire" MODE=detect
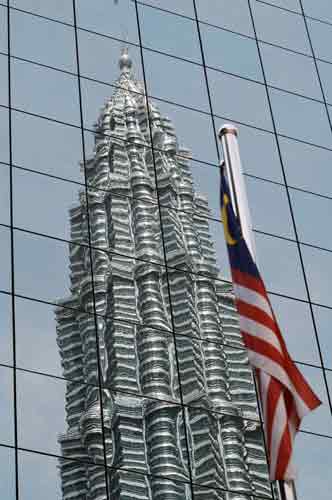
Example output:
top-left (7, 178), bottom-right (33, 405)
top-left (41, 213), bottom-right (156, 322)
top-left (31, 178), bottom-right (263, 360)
top-left (118, 46), bottom-right (132, 74)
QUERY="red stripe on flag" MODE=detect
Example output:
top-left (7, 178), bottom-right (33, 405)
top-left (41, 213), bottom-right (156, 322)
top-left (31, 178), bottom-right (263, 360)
top-left (242, 332), bottom-right (321, 411)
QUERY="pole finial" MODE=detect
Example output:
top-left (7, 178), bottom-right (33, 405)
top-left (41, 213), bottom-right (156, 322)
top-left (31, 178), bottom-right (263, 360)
top-left (218, 124), bottom-right (238, 139)
top-left (119, 46), bottom-right (132, 73)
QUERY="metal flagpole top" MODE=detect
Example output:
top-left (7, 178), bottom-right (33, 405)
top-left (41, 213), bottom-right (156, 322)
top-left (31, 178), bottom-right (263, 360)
top-left (218, 124), bottom-right (238, 138)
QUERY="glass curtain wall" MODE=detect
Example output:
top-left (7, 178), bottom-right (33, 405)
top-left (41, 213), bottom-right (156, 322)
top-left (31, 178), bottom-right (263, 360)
top-left (0, 1), bottom-right (331, 500)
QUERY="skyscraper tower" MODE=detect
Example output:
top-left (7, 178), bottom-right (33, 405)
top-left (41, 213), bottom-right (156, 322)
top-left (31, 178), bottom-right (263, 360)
top-left (55, 49), bottom-right (273, 500)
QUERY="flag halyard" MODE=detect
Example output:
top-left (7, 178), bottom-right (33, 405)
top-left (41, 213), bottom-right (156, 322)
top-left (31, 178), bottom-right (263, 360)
top-left (219, 168), bottom-right (321, 480)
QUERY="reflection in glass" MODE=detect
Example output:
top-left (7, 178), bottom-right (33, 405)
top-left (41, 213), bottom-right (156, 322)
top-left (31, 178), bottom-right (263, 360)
top-left (0, 164), bottom-right (9, 227)
top-left (0, 446), bottom-right (15, 500)
top-left (11, 111), bottom-right (84, 183)
top-left (307, 18), bottom-right (332, 63)
top-left (0, 54), bottom-right (8, 107)
top-left (11, 59), bottom-right (80, 126)
top-left (144, 49), bottom-right (209, 113)
top-left (10, 9), bottom-right (76, 73)
top-left (0, 6), bottom-right (7, 54)
top-left (294, 432), bottom-right (332, 500)
top-left (0, 366), bottom-right (14, 446)
top-left (279, 136), bottom-right (332, 197)
top-left (269, 295), bottom-right (320, 366)
top-left (77, 0), bottom-right (139, 44)
top-left (201, 24), bottom-right (262, 81)
top-left (256, 232), bottom-right (306, 300)
top-left (11, 0), bottom-right (73, 23)
top-left (302, 245), bottom-right (332, 308)
top-left (196, 0), bottom-right (254, 36)
top-left (270, 88), bottom-right (332, 147)
top-left (260, 42), bottom-right (321, 100)
top-left (13, 167), bottom-right (83, 241)
top-left (52, 48), bottom-right (274, 499)
top-left (0, 226), bottom-right (11, 293)
top-left (0, 108), bottom-right (9, 165)
top-left (251, 1), bottom-right (310, 54)
top-left (208, 69), bottom-right (273, 131)
top-left (139, 5), bottom-right (201, 63)
top-left (0, 292), bottom-right (12, 366)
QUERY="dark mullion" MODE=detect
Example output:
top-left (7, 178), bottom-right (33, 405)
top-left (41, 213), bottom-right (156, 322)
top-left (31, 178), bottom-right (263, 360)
top-left (6, 1), bottom-right (19, 500)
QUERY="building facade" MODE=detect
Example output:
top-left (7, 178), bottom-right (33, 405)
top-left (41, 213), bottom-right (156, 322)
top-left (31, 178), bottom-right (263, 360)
top-left (0, 2), bottom-right (331, 500)
top-left (56, 49), bottom-right (272, 500)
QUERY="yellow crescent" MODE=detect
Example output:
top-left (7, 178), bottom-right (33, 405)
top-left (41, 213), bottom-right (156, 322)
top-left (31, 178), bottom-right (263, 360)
top-left (221, 194), bottom-right (237, 246)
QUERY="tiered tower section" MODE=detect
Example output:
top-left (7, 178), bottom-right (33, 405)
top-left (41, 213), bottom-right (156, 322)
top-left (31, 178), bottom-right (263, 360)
top-left (56, 49), bottom-right (273, 500)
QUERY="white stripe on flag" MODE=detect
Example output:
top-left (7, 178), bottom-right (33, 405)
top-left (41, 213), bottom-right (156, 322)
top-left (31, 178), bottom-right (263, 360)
top-left (247, 351), bottom-right (311, 418)
top-left (234, 283), bottom-right (272, 318)
top-left (240, 316), bottom-right (282, 354)
top-left (269, 389), bottom-right (287, 479)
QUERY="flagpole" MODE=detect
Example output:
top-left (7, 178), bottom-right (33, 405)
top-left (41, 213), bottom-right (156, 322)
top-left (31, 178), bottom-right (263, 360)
top-left (218, 124), bottom-right (298, 500)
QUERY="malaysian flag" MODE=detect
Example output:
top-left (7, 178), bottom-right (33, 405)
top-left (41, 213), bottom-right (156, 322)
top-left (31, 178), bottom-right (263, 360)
top-left (219, 167), bottom-right (321, 480)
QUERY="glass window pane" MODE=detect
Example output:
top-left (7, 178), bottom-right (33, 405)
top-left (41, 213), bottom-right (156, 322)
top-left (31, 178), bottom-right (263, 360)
top-left (308, 18), bottom-right (332, 62)
top-left (0, 366), bottom-right (14, 446)
top-left (209, 69), bottom-right (273, 130)
top-left (190, 162), bottom-right (220, 220)
top-left (256, 232), bottom-right (307, 299)
top-left (299, 365), bottom-right (331, 436)
top-left (13, 167), bottom-right (84, 241)
top-left (0, 53), bottom-right (8, 107)
top-left (0, 226), bottom-right (11, 293)
top-left (12, 111), bottom-right (84, 183)
top-left (0, 446), bottom-right (15, 500)
top-left (238, 125), bottom-right (283, 183)
top-left (252, 1), bottom-right (310, 54)
top-left (78, 31), bottom-right (144, 88)
top-left (0, 108), bottom-right (9, 164)
top-left (15, 297), bottom-right (64, 377)
top-left (264, 0), bottom-right (300, 11)
top-left (290, 188), bottom-right (332, 250)
top-left (317, 60), bottom-right (332, 105)
top-left (148, 100), bottom-right (218, 165)
top-left (142, 0), bottom-right (194, 17)
top-left (0, 293), bottom-right (12, 365)
top-left (302, 245), bottom-right (332, 308)
top-left (294, 432), bottom-right (332, 500)
top-left (11, 0), bottom-right (73, 23)
top-left (279, 136), bottom-right (332, 197)
top-left (303, 0), bottom-right (332, 23)
top-left (18, 450), bottom-right (109, 500)
top-left (0, 6), bottom-right (7, 54)
top-left (270, 295), bottom-right (320, 365)
top-left (0, 163), bottom-right (10, 226)
top-left (201, 24), bottom-right (262, 81)
top-left (10, 10), bottom-right (76, 73)
top-left (77, 0), bottom-right (139, 44)
top-left (140, 5), bottom-right (201, 63)
top-left (270, 88), bottom-right (332, 148)
top-left (247, 177), bottom-right (295, 239)
top-left (144, 50), bottom-right (209, 113)
top-left (12, 59), bottom-right (80, 126)
top-left (14, 230), bottom-right (78, 306)
top-left (260, 42), bottom-right (322, 100)
top-left (17, 371), bottom-right (104, 459)
top-left (314, 305), bottom-right (332, 370)
top-left (196, 0), bottom-right (254, 36)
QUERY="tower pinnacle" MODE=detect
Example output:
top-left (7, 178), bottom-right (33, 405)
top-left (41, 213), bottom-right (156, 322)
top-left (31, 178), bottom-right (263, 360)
top-left (119, 46), bottom-right (132, 74)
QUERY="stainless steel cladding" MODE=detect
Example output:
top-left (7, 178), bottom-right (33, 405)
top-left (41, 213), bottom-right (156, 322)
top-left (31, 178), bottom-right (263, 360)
top-left (55, 49), bottom-right (273, 500)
